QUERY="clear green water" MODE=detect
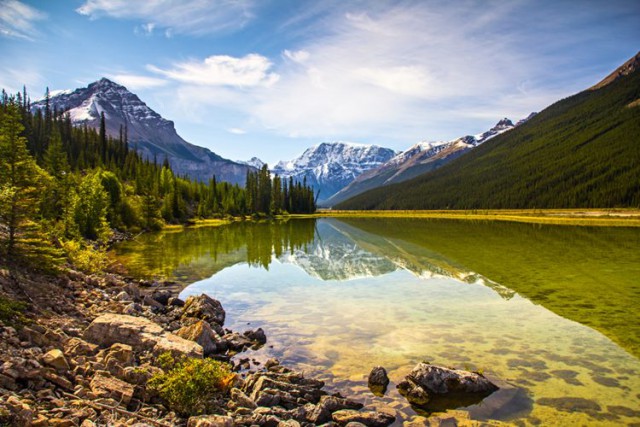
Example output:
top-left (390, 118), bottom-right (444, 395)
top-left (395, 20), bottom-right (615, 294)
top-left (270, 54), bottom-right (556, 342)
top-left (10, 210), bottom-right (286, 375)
top-left (114, 218), bottom-right (640, 426)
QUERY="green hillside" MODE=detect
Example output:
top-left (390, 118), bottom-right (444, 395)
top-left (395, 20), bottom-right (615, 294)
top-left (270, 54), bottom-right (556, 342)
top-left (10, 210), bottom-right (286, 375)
top-left (337, 54), bottom-right (640, 210)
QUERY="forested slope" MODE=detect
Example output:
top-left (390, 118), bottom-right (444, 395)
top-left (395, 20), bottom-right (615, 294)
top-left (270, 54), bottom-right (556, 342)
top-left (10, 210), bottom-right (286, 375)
top-left (337, 54), bottom-right (640, 210)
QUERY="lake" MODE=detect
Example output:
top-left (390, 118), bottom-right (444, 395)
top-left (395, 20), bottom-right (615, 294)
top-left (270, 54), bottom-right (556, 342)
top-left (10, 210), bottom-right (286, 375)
top-left (114, 218), bottom-right (640, 425)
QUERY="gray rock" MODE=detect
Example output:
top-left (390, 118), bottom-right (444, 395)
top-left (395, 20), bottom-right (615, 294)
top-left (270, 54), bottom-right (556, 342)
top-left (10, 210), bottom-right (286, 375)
top-left (187, 415), bottom-right (234, 427)
top-left (367, 366), bottom-right (389, 396)
top-left (244, 328), bottom-right (267, 345)
top-left (151, 289), bottom-right (172, 305)
top-left (182, 294), bottom-right (226, 326)
top-left (175, 320), bottom-right (221, 356)
top-left (407, 363), bottom-right (498, 395)
top-left (83, 313), bottom-right (203, 359)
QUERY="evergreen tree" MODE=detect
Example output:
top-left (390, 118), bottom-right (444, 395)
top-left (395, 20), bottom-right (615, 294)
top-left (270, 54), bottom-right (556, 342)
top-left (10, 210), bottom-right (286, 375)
top-left (0, 102), bottom-right (47, 254)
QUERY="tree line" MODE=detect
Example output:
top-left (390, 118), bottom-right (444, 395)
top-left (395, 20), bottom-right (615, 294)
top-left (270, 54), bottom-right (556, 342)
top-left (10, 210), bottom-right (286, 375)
top-left (0, 88), bottom-right (316, 266)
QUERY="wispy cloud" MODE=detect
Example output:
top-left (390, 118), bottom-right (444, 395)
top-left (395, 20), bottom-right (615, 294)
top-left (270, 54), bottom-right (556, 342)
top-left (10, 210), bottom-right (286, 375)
top-left (148, 54), bottom-right (279, 88)
top-left (227, 128), bottom-right (246, 135)
top-left (0, 0), bottom-right (46, 41)
top-left (76, 0), bottom-right (255, 36)
top-left (0, 67), bottom-right (44, 94)
top-left (108, 74), bottom-right (168, 90)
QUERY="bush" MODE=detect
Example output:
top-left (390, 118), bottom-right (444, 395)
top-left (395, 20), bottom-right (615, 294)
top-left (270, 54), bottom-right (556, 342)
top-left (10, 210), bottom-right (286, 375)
top-left (148, 355), bottom-right (235, 416)
top-left (0, 295), bottom-right (27, 326)
top-left (61, 239), bottom-right (108, 274)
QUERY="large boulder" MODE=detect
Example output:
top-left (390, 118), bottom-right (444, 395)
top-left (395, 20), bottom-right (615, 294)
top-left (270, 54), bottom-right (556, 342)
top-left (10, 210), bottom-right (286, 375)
top-left (182, 294), bottom-right (226, 326)
top-left (90, 371), bottom-right (134, 405)
top-left (397, 363), bottom-right (498, 413)
top-left (406, 363), bottom-right (498, 395)
top-left (84, 313), bottom-right (202, 359)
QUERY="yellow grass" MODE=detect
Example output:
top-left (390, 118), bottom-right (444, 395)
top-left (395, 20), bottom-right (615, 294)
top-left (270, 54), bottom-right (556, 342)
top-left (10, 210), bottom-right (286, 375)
top-left (312, 209), bottom-right (640, 227)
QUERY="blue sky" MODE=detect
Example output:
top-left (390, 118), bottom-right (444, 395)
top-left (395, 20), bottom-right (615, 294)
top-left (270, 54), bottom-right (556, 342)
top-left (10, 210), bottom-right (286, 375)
top-left (0, 0), bottom-right (638, 165)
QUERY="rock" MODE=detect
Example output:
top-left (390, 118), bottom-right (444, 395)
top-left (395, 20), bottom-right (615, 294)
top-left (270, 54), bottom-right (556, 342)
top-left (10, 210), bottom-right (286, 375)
top-left (142, 294), bottom-right (164, 310)
top-left (84, 313), bottom-right (203, 359)
top-left (406, 363), bottom-right (498, 395)
top-left (168, 297), bottom-right (185, 307)
top-left (345, 423), bottom-right (367, 427)
top-left (182, 294), bottom-right (226, 326)
top-left (176, 320), bottom-right (221, 356)
top-left (332, 409), bottom-right (395, 427)
top-left (5, 395), bottom-right (34, 426)
top-left (223, 332), bottom-right (253, 352)
top-left (104, 343), bottom-right (134, 366)
top-left (65, 337), bottom-right (98, 357)
top-left (278, 420), bottom-right (301, 427)
top-left (187, 414), bottom-right (234, 427)
top-left (115, 291), bottom-right (132, 302)
top-left (308, 395), bottom-right (364, 423)
top-left (396, 380), bottom-right (429, 406)
top-left (42, 349), bottom-right (70, 372)
top-left (90, 371), bottom-right (135, 405)
top-left (123, 302), bottom-right (143, 315)
top-left (368, 366), bottom-right (389, 396)
top-left (265, 358), bottom-right (280, 370)
top-left (244, 328), bottom-right (267, 345)
top-left (42, 369), bottom-right (74, 390)
top-left (397, 363), bottom-right (499, 413)
top-left (231, 387), bottom-right (257, 409)
top-left (151, 289), bottom-right (172, 305)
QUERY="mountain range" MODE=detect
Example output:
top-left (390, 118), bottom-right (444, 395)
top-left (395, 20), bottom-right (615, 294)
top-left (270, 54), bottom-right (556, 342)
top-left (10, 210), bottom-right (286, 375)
top-left (336, 51), bottom-right (640, 210)
top-left (31, 78), bottom-right (254, 184)
top-left (271, 142), bottom-right (398, 203)
top-left (324, 117), bottom-right (531, 206)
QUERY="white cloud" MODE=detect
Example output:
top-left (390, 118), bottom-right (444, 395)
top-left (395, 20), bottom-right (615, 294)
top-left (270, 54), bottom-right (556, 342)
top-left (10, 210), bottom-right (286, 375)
top-left (108, 74), bottom-right (168, 90)
top-left (227, 128), bottom-right (246, 135)
top-left (76, 0), bottom-right (255, 36)
top-left (283, 49), bottom-right (310, 64)
top-left (148, 54), bottom-right (279, 88)
top-left (0, 0), bottom-right (46, 40)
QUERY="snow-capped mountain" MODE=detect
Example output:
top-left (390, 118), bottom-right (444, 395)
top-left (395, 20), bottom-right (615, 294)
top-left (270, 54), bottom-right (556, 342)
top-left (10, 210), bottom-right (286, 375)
top-left (325, 117), bottom-right (532, 206)
top-left (237, 157), bottom-right (266, 169)
top-left (271, 142), bottom-right (398, 203)
top-left (31, 78), bottom-right (254, 184)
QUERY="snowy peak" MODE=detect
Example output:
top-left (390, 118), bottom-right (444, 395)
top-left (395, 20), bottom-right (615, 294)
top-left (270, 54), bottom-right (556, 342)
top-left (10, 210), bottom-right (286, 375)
top-left (31, 78), bottom-right (253, 184)
top-left (272, 141), bottom-right (397, 202)
top-left (238, 157), bottom-right (266, 169)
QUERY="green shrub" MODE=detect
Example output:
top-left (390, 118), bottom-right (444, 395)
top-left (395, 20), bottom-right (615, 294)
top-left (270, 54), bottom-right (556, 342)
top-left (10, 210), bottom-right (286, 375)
top-left (0, 295), bottom-right (27, 326)
top-left (148, 356), bottom-right (235, 416)
top-left (61, 239), bottom-right (108, 274)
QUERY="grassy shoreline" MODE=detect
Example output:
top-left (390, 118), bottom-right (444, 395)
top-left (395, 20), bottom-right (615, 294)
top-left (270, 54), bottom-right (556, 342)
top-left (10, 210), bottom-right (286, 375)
top-left (160, 209), bottom-right (640, 231)
top-left (312, 208), bottom-right (640, 227)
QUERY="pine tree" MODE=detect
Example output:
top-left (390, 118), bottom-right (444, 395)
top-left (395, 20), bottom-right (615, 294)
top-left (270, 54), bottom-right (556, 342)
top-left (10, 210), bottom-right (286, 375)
top-left (0, 102), bottom-right (47, 255)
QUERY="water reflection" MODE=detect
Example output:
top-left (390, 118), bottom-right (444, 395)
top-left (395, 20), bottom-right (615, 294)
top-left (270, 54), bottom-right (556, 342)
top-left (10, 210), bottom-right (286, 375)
top-left (114, 217), bottom-right (640, 426)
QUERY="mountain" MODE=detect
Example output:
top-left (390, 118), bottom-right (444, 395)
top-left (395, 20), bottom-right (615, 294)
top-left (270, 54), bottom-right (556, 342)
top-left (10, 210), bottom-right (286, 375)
top-left (271, 142), bottom-right (398, 203)
top-left (31, 78), bottom-right (253, 184)
top-left (237, 157), bottom-right (266, 169)
top-left (325, 118), bottom-right (524, 206)
top-left (336, 51), bottom-right (640, 210)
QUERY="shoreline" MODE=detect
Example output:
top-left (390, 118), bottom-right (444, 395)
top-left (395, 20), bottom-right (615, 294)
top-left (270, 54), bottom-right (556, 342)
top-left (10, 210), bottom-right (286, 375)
top-left (0, 263), bottom-right (401, 426)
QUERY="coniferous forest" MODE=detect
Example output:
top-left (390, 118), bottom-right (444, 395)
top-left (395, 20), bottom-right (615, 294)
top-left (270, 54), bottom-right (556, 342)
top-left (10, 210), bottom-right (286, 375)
top-left (336, 65), bottom-right (640, 210)
top-left (0, 88), bottom-right (316, 267)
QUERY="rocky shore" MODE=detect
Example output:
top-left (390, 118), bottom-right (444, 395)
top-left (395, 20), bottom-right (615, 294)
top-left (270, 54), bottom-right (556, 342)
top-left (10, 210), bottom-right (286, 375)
top-left (0, 266), bottom-right (402, 426)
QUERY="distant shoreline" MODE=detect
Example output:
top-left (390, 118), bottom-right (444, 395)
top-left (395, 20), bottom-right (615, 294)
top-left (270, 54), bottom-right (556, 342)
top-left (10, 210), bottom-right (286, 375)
top-left (311, 208), bottom-right (640, 227)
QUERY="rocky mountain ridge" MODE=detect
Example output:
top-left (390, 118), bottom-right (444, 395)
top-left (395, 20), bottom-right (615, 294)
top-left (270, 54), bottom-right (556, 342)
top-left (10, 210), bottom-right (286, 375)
top-left (325, 116), bottom-right (532, 206)
top-left (271, 142), bottom-right (398, 203)
top-left (31, 78), bottom-right (254, 184)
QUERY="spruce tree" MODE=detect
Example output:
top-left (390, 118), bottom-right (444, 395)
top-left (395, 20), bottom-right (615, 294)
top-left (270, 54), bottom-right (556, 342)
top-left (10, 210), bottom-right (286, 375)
top-left (0, 102), bottom-right (47, 255)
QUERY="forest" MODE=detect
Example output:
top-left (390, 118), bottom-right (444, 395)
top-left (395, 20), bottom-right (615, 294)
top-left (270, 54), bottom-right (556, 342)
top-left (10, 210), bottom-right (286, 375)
top-left (0, 88), bottom-right (316, 269)
top-left (336, 66), bottom-right (640, 210)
